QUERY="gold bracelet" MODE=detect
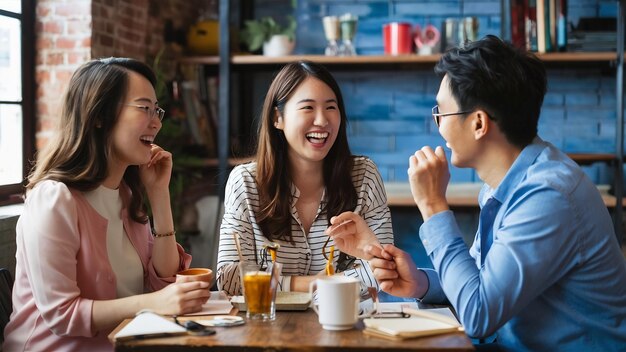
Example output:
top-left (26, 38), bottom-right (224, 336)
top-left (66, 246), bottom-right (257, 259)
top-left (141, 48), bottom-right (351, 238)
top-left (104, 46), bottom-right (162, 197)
top-left (152, 229), bottom-right (176, 238)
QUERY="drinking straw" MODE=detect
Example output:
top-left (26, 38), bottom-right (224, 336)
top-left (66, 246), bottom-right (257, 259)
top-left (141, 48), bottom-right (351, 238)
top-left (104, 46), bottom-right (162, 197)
top-left (232, 232), bottom-right (244, 263)
top-left (326, 245), bottom-right (335, 275)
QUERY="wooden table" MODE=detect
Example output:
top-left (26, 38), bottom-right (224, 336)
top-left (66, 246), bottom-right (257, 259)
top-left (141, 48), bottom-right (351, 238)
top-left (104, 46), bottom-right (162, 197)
top-left (109, 309), bottom-right (474, 351)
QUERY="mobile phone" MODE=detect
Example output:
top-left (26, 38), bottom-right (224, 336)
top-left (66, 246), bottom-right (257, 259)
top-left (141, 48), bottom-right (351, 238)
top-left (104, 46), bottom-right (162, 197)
top-left (183, 320), bottom-right (217, 336)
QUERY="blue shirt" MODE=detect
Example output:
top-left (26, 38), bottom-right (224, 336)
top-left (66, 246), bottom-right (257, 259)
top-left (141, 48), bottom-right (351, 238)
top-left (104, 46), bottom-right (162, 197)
top-left (419, 138), bottom-right (626, 351)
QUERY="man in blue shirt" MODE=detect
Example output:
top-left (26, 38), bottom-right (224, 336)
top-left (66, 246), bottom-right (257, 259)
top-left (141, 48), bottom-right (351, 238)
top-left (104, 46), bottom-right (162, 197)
top-left (326, 35), bottom-right (626, 351)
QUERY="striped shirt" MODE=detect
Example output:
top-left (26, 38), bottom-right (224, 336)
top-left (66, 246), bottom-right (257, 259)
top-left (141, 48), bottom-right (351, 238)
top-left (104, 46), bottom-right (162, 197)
top-left (217, 156), bottom-right (394, 299)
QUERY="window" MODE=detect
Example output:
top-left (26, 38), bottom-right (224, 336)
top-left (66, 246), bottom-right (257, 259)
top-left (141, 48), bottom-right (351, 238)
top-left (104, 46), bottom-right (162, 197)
top-left (0, 0), bottom-right (34, 204)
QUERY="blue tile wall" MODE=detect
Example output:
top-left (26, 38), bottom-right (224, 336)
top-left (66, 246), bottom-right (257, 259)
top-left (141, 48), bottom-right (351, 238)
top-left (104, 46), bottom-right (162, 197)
top-left (249, 0), bottom-right (619, 185)
top-left (251, 0), bottom-right (622, 261)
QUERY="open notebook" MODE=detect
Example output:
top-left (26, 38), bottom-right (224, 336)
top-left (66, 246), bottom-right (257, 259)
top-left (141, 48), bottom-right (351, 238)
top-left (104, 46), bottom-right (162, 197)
top-left (363, 307), bottom-right (464, 340)
top-left (113, 311), bottom-right (187, 341)
top-left (113, 291), bottom-right (232, 341)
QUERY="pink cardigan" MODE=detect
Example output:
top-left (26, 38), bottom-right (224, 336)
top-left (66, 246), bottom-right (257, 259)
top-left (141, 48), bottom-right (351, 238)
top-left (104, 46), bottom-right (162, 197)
top-left (3, 180), bottom-right (192, 351)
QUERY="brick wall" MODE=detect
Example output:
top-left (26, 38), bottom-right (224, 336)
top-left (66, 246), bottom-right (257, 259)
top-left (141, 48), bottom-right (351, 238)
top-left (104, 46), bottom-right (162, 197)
top-left (35, 0), bottom-right (92, 150)
top-left (91, 0), bottom-right (206, 61)
top-left (35, 0), bottom-right (208, 152)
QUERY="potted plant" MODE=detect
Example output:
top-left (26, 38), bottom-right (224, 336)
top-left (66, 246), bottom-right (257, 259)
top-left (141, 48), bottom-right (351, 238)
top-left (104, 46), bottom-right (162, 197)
top-left (149, 48), bottom-right (210, 250)
top-left (240, 16), bottom-right (296, 57)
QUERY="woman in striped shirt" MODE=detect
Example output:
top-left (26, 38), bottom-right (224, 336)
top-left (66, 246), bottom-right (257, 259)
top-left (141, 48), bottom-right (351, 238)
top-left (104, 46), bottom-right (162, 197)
top-left (217, 61), bottom-right (394, 299)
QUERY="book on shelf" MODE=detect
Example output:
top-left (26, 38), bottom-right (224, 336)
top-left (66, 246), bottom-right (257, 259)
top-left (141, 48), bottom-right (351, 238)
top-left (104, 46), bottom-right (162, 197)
top-left (568, 31), bottom-right (617, 52)
top-left (194, 65), bottom-right (219, 134)
top-left (567, 17), bottom-right (619, 52)
top-left (180, 80), bottom-right (217, 157)
top-left (511, 0), bottom-right (526, 48)
top-left (525, 0), bottom-right (538, 51)
top-left (556, 0), bottom-right (567, 51)
top-left (535, 0), bottom-right (544, 51)
top-left (549, 0), bottom-right (556, 51)
top-left (509, 0), bottom-right (566, 53)
top-left (205, 76), bottom-right (219, 132)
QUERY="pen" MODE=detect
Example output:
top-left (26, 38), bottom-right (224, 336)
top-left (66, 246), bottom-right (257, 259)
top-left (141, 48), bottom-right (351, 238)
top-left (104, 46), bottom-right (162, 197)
top-left (115, 331), bottom-right (188, 342)
top-left (401, 307), bottom-right (464, 330)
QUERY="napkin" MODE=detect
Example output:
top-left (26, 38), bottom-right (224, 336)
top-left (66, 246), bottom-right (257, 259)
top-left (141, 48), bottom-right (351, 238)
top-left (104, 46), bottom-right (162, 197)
top-left (182, 290), bottom-right (234, 316)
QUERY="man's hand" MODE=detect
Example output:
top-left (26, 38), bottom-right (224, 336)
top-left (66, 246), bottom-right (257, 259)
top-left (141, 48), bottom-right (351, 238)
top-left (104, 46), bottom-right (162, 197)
top-left (325, 212), bottom-right (381, 260)
top-left (366, 244), bottom-right (428, 299)
top-left (408, 146), bottom-right (450, 221)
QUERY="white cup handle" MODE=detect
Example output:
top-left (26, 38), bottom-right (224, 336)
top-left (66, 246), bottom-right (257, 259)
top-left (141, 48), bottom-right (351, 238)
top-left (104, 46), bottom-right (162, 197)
top-left (309, 280), bottom-right (319, 315)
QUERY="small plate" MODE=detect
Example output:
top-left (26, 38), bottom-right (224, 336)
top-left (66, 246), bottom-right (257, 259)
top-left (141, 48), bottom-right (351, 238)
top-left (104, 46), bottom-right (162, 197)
top-left (231, 291), bottom-right (311, 311)
top-left (195, 315), bottom-right (245, 327)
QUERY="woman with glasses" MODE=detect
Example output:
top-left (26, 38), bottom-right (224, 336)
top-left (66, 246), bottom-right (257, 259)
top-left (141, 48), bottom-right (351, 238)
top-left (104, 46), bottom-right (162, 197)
top-left (3, 58), bottom-right (210, 351)
top-left (216, 61), bottom-right (394, 298)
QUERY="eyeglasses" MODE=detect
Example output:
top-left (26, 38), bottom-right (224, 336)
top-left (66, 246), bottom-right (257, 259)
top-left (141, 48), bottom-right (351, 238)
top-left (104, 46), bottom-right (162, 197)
top-left (431, 105), bottom-right (471, 127)
top-left (125, 104), bottom-right (165, 122)
top-left (258, 242), bottom-right (280, 270)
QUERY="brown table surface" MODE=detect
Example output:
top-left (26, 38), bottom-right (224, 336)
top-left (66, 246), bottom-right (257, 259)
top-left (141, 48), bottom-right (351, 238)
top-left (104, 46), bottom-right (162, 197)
top-left (109, 308), bottom-right (474, 351)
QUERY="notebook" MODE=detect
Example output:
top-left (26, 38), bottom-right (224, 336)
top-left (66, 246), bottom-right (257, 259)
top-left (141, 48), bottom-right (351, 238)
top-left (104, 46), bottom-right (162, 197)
top-left (230, 291), bottom-right (311, 311)
top-left (363, 307), bottom-right (463, 341)
top-left (113, 311), bottom-right (187, 341)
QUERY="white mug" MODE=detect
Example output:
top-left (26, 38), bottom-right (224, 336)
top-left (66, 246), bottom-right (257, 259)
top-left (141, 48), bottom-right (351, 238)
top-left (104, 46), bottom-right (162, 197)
top-left (309, 276), bottom-right (360, 330)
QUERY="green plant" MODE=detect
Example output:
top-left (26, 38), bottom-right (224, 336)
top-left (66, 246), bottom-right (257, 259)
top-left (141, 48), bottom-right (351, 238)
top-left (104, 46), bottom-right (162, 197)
top-left (150, 48), bottom-right (207, 249)
top-left (151, 48), bottom-right (169, 108)
top-left (240, 16), bottom-right (296, 52)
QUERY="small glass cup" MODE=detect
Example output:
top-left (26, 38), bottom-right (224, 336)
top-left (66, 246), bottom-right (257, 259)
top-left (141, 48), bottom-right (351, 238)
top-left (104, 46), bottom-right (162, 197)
top-left (322, 16), bottom-right (340, 56)
top-left (339, 13), bottom-right (358, 56)
top-left (240, 262), bottom-right (281, 321)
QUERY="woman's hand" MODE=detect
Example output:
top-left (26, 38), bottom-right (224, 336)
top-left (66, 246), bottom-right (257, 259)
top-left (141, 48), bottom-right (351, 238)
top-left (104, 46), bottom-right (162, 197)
top-left (142, 144), bottom-right (178, 277)
top-left (147, 281), bottom-right (211, 315)
top-left (325, 211), bottom-right (381, 260)
top-left (139, 144), bottom-right (173, 192)
top-left (92, 281), bottom-right (210, 331)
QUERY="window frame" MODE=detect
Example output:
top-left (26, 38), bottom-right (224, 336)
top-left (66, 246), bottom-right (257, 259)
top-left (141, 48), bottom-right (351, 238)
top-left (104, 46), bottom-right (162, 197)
top-left (0, 0), bottom-right (35, 205)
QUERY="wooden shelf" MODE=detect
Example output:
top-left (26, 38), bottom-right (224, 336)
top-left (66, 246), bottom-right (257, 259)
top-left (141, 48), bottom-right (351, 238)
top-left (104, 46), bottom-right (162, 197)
top-left (231, 54), bottom-right (442, 65)
top-left (385, 182), bottom-right (624, 208)
top-left (194, 154), bottom-right (599, 166)
top-left (179, 52), bottom-right (617, 66)
top-left (568, 153), bottom-right (617, 164)
top-left (386, 182), bottom-right (479, 208)
top-left (183, 153), bottom-right (615, 169)
top-left (176, 157), bottom-right (252, 168)
top-left (535, 52), bottom-right (617, 62)
top-left (199, 156), bottom-right (252, 167)
top-left (178, 56), bottom-right (220, 65)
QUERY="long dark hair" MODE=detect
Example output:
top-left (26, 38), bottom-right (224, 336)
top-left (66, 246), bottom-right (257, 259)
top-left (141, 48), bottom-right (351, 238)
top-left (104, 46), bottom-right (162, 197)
top-left (255, 61), bottom-right (357, 242)
top-left (27, 57), bottom-right (157, 223)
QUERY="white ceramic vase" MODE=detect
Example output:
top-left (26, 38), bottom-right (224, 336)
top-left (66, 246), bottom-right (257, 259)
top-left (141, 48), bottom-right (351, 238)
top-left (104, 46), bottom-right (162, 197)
top-left (262, 34), bottom-right (295, 57)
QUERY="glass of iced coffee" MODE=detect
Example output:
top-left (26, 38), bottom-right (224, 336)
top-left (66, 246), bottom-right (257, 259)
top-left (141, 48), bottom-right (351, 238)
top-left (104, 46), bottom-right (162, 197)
top-left (239, 262), bottom-right (281, 321)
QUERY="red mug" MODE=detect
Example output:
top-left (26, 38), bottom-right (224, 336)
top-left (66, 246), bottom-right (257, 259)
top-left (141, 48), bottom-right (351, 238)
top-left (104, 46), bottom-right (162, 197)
top-left (383, 22), bottom-right (413, 55)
